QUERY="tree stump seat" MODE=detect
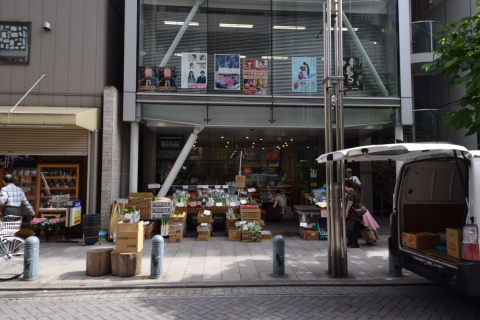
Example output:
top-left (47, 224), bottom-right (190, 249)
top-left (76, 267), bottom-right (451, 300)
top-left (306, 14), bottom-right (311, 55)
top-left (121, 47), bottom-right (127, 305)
top-left (86, 248), bottom-right (113, 277)
top-left (111, 250), bottom-right (142, 277)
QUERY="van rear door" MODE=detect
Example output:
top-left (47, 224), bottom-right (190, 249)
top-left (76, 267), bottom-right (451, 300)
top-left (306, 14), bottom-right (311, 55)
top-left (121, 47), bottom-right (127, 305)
top-left (316, 143), bottom-right (469, 163)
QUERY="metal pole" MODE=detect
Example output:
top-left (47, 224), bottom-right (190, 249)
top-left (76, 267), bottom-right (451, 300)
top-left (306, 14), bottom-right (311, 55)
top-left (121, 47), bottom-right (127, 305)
top-left (159, 0), bottom-right (205, 67)
top-left (129, 122), bottom-right (139, 193)
top-left (158, 125), bottom-right (204, 197)
top-left (10, 74), bottom-right (47, 113)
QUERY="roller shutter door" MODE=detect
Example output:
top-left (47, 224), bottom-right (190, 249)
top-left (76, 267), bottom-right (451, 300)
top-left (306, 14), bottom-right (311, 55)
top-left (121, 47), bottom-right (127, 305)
top-left (0, 128), bottom-right (89, 155)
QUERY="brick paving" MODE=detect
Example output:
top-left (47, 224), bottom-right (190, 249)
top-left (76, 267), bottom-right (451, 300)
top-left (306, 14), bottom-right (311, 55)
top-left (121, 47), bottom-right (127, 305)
top-left (1, 231), bottom-right (430, 289)
top-left (0, 286), bottom-right (479, 319)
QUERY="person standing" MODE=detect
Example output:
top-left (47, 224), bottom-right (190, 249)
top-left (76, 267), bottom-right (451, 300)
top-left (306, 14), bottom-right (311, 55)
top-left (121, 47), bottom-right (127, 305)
top-left (0, 174), bottom-right (35, 217)
top-left (345, 168), bottom-right (361, 189)
top-left (345, 179), bottom-right (364, 248)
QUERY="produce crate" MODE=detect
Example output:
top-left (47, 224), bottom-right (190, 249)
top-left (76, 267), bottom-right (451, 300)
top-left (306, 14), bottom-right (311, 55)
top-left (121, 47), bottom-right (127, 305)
top-left (228, 227), bottom-right (242, 241)
top-left (143, 221), bottom-right (156, 240)
top-left (226, 214), bottom-right (240, 223)
top-left (242, 230), bottom-right (262, 243)
top-left (198, 211), bottom-right (213, 224)
top-left (261, 230), bottom-right (272, 240)
top-left (170, 210), bottom-right (187, 223)
top-left (240, 211), bottom-right (261, 221)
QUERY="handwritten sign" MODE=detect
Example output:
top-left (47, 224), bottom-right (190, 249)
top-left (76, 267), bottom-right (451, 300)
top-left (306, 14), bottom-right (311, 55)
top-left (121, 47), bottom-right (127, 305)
top-left (215, 185), bottom-right (221, 189)
top-left (204, 210), bottom-right (211, 216)
top-left (183, 185), bottom-right (189, 189)
top-left (216, 203), bottom-right (223, 207)
top-left (247, 188), bottom-right (256, 192)
top-left (235, 175), bottom-right (246, 188)
top-left (240, 200), bottom-right (247, 204)
top-left (116, 199), bottom-right (128, 204)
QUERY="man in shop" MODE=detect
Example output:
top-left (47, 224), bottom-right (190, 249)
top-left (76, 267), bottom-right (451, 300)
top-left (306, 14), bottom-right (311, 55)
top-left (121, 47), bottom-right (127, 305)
top-left (0, 174), bottom-right (35, 217)
top-left (345, 168), bottom-right (361, 189)
top-left (268, 189), bottom-right (286, 222)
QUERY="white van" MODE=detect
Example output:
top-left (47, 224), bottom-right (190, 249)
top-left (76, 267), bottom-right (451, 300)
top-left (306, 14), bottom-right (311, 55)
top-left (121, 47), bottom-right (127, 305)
top-left (317, 143), bottom-right (480, 296)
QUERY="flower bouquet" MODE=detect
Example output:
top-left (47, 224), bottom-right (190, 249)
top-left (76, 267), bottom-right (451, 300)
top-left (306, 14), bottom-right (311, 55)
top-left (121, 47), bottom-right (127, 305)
top-left (30, 217), bottom-right (66, 241)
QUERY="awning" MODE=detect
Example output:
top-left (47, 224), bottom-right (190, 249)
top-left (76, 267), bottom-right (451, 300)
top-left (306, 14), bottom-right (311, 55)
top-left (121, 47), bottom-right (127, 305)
top-left (0, 106), bottom-right (100, 131)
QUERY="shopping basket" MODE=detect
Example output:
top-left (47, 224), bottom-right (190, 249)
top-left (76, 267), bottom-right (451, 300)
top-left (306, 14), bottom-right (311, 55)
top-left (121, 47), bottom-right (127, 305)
top-left (0, 215), bottom-right (22, 236)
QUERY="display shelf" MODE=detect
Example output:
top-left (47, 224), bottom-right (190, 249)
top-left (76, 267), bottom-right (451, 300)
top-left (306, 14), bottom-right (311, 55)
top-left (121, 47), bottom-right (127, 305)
top-left (43, 176), bottom-right (77, 179)
top-left (38, 208), bottom-right (67, 212)
top-left (37, 164), bottom-right (80, 213)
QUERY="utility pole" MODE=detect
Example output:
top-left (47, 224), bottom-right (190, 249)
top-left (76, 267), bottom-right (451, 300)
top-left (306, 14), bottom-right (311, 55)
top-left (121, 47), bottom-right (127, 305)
top-left (323, 0), bottom-right (347, 278)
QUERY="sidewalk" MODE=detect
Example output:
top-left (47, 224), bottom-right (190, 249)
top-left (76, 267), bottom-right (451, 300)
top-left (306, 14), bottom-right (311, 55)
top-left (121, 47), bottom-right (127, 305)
top-left (2, 229), bottom-right (431, 290)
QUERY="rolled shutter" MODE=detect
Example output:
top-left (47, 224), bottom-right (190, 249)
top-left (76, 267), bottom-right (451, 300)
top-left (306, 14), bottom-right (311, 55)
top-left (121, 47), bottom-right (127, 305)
top-left (0, 128), bottom-right (89, 155)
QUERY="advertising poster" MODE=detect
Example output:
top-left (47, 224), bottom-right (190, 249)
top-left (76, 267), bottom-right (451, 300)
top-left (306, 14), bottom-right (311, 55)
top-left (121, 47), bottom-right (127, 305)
top-left (157, 136), bottom-right (184, 183)
top-left (243, 59), bottom-right (268, 95)
top-left (292, 57), bottom-right (317, 92)
top-left (266, 148), bottom-right (279, 161)
top-left (214, 54), bottom-right (240, 90)
top-left (181, 53), bottom-right (207, 89)
top-left (189, 147), bottom-right (203, 160)
top-left (138, 66), bottom-right (177, 93)
top-left (343, 57), bottom-right (363, 91)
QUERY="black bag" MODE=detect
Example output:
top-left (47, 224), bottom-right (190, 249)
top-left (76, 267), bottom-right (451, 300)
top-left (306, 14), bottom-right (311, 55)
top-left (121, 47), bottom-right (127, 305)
top-left (354, 204), bottom-right (367, 216)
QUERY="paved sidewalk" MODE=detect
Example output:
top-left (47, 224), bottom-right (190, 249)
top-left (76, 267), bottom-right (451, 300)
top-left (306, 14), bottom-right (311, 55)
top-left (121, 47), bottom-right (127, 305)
top-left (2, 232), bottom-right (430, 290)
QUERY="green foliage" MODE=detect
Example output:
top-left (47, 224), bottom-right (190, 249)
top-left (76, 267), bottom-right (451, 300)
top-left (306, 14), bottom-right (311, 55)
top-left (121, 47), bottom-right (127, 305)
top-left (422, 1), bottom-right (480, 136)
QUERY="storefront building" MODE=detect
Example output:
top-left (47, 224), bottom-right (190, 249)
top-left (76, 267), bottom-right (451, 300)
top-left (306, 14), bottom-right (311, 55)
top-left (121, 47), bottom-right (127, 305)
top-left (124, 0), bottom-right (412, 212)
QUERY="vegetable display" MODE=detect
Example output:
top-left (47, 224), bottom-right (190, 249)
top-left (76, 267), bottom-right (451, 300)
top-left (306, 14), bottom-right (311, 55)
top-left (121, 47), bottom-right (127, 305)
top-left (123, 206), bottom-right (137, 214)
top-left (160, 215), bottom-right (170, 236)
top-left (242, 221), bottom-right (261, 232)
top-left (173, 191), bottom-right (191, 206)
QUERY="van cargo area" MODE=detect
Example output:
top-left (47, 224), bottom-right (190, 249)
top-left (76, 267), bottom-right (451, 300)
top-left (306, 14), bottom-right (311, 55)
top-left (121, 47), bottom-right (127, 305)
top-left (397, 159), bottom-right (466, 267)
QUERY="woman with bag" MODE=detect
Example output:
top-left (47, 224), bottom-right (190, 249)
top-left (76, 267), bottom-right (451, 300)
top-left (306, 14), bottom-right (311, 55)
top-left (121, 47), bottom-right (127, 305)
top-left (345, 179), bottom-right (366, 248)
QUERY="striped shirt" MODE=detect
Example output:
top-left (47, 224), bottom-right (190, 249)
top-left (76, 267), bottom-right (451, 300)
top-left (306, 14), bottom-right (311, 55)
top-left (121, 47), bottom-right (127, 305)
top-left (0, 183), bottom-right (34, 212)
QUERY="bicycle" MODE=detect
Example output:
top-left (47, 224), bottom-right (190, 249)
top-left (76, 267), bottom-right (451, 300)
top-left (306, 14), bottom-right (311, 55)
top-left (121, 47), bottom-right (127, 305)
top-left (0, 215), bottom-right (25, 280)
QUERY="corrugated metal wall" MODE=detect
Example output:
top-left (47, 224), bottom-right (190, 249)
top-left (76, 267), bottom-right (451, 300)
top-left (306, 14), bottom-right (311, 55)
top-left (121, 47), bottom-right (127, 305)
top-left (0, 0), bottom-right (109, 107)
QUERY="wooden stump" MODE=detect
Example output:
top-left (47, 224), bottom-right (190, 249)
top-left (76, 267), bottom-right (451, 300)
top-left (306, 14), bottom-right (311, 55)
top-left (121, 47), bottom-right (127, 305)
top-left (111, 250), bottom-right (142, 277)
top-left (86, 248), bottom-right (113, 277)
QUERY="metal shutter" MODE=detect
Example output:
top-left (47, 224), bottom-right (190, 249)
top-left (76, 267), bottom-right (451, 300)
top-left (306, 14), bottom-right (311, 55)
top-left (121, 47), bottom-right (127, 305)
top-left (0, 128), bottom-right (89, 155)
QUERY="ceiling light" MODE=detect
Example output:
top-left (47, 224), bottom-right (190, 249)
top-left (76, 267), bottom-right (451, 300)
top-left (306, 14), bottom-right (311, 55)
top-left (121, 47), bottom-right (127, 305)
top-left (246, 137), bottom-right (249, 139)
top-left (262, 148), bottom-right (264, 149)
top-left (260, 138), bottom-right (263, 140)
top-left (290, 139), bottom-right (293, 141)
top-left (330, 27), bottom-right (358, 31)
top-left (219, 23), bottom-right (253, 28)
top-left (165, 21), bottom-right (199, 26)
top-left (227, 142), bottom-right (229, 144)
top-left (261, 56), bottom-right (289, 60)
top-left (174, 53), bottom-right (182, 57)
top-left (273, 25), bottom-right (306, 30)
top-left (307, 146), bottom-right (309, 148)
top-left (240, 55), bottom-right (246, 59)
top-left (221, 136), bottom-right (224, 138)
top-left (253, 142), bottom-right (255, 145)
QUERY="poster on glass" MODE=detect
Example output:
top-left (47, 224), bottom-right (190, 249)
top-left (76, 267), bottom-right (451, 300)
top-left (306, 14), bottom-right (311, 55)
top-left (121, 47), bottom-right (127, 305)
top-left (158, 67), bottom-right (177, 93)
top-left (343, 57), bottom-right (363, 92)
top-left (243, 59), bottom-right (268, 95)
top-left (181, 53), bottom-right (207, 89)
top-left (292, 57), bottom-right (317, 92)
top-left (138, 66), bottom-right (159, 92)
top-left (215, 54), bottom-right (240, 90)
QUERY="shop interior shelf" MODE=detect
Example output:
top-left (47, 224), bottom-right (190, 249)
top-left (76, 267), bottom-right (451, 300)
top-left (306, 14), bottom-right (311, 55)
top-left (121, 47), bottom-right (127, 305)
top-left (41, 187), bottom-right (76, 190)
top-left (38, 208), bottom-right (67, 212)
top-left (41, 176), bottom-right (77, 179)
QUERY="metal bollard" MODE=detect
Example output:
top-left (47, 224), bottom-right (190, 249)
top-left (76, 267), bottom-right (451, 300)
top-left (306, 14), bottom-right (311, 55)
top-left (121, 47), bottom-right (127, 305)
top-left (150, 235), bottom-right (164, 279)
top-left (272, 235), bottom-right (285, 277)
top-left (388, 255), bottom-right (403, 277)
top-left (23, 236), bottom-right (39, 281)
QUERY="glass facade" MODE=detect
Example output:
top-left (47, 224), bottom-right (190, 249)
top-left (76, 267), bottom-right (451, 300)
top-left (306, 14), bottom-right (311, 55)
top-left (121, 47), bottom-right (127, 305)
top-left (137, 0), bottom-right (399, 98)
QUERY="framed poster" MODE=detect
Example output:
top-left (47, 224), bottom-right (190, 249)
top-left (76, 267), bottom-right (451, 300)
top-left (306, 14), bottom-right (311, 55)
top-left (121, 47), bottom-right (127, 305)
top-left (266, 148), bottom-right (279, 161)
top-left (158, 67), bottom-right (177, 93)
top-left (343, 57), bottom-right (363, 92)
top-left (181, 52), bottom-right (207, 89)
top-left (0, 22), bottom-right (31, 65)
top-left (138, 66), bottom-right (158, 92)
top-left (214, 54), bottom-right (240, 90)
top-left (243, 59), bottom-right (268, 95)
top-left (292, 57), bottom-right (317, 92)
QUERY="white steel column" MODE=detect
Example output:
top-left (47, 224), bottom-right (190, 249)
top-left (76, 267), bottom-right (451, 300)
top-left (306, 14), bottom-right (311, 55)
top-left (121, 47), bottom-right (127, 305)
top-left (159, 0), bottom-right (205, 67)
top-left (129, 122), bottom-right (140, 194)
top-left (157, 125), bottom-right (204, 197)
top-left (398, 0), bottom-right (413, 125)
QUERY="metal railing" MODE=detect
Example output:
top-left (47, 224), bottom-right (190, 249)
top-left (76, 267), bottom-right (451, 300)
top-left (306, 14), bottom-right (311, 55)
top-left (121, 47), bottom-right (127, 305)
top-left (411, 21), bottom-right (445, 54)
top-left (413, 109), bottom-right (449, 142)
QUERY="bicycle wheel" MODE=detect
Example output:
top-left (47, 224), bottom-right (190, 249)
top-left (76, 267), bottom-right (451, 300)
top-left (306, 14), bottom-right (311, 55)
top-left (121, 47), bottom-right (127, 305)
top-left (0, 236), bottom-right (25, 280)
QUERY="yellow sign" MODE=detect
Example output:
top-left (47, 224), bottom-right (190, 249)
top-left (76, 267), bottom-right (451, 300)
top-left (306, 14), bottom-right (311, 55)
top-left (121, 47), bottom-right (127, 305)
top-left (71, 206), bottom-right (81, 226)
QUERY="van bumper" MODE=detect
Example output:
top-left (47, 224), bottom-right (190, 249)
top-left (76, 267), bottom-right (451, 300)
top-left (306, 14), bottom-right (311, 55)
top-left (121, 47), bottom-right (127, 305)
top-left (389, 237), bottom-right (480, 296)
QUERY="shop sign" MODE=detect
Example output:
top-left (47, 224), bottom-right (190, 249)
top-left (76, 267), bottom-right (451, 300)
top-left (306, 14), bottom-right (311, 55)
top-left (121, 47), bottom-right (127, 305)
top-left (70, 205), bottom-right (81, 226)
top-left (235, 175), bottom-right (246, 188)
top-left (214, 54), bottom-right (240, 90)
top-left (292, 57), bottom-right (317, 92)
top-left (0, 155), bottom-right (36, 168)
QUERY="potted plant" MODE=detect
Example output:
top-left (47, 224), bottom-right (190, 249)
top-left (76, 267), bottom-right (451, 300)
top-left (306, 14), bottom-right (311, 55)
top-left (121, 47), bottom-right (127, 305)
top-left (30, 217), bottom-right (66, 241)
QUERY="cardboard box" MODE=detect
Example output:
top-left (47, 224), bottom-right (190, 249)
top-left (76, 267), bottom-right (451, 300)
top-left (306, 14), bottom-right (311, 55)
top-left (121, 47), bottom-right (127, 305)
top-left (170, 210), bottom-right (187, 223)
top-left (198, 211), bottom-right (213, 224)
top-left (128, 192), bottom-right (153, 206)
top-left (152, 198), bottom-right (173, 207)
top-left (261, 230), bottom-right (272, 240)
top-left (116, 221), bottom-right (144, 253)
top-left (169, 222), bottom-right (184, 235)
top-left (150, 210), bottom-right (171, 220)
top-left (126, 204), bottom-right (151, 221)
top-left (197, 232), bottom-right (211, 241)
top-left (228, 227), bottom-right (242, 241)
top-left (143, 221), bottom-right (156, 240)
top-left (304, 231), bottom-right (320, 241)
top-left (446, 228), bottom-right (462, 259)
top-left (242, 230), bottom-right (262, 243)
top-left (300, 227), bottom-right (315, 238)
top-left (169, 233), bottom-right (183, 243)
top-left (402, 232), bottom-right (440, 249)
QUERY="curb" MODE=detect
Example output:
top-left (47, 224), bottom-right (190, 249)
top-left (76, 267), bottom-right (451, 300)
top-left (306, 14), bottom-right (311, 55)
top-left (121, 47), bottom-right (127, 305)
top-left (0, 279), bottom-right (436, 292)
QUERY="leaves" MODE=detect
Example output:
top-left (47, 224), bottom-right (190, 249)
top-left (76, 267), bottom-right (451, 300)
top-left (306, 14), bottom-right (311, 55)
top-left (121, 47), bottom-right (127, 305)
top-left (422, 8), bottom-right (480, 137)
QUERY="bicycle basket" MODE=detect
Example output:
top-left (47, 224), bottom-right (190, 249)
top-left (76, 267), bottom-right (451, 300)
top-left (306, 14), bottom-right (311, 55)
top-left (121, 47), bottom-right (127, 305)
top-left (0, 215), bottom-right (22, 236)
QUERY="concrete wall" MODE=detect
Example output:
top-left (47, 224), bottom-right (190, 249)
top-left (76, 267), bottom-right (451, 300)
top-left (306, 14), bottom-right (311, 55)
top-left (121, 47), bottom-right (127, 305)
top-left (101, 86), bottom-right (130, 230)
top-left (0, 0), bottom-right (108, 107)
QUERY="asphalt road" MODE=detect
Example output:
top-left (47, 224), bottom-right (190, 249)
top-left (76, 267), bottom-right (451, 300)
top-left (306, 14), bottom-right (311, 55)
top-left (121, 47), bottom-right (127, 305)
top-left (1, 285), bottom-right (479, 319)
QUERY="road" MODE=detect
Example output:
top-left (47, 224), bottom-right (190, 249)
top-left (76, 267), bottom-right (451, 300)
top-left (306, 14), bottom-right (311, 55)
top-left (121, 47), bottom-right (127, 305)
top-left (1, 285), bottom-right (479, 319)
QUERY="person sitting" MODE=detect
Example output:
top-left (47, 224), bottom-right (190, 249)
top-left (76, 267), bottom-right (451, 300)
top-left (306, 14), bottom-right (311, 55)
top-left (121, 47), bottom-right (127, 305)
top-left (267, 190), bottom-right (286, 222)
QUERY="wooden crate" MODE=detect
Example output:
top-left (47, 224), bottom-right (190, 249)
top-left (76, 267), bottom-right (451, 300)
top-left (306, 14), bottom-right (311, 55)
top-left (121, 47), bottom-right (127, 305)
top-left (143, 221), bottom-right (156, 240)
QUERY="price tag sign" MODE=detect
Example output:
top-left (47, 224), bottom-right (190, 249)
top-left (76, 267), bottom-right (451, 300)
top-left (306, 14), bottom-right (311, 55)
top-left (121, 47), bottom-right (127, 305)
top-left (183, 185), bottom-right (189, 190)
top-left (199, 185), bottom-right (208, 189)
top-left (229, 202), bottom-right (237, 207)
top-left (116, 199), bottom-right (128, 204)
top-left (204, 210), bottom-right (211, 216)
top-left (124, 213), bottom-right (133, 220)
top-left (240, 200), bottom-right (247, 204)
top-left (300, 222), bottom-right (308, 227)
top-left (222, 185), bottom-right (228, 189)
top-left (201, 223), bottom-right (208, 226)
top-left (148, 184), bottom-right (161, 189)
top-left (216, 203), bottom-right (223, 207)
top-left (247, 188), bottom-right (256, 192)
top-left (235, 221), bottom-right (246, 227)
top-left (177, 203), bottom-right (184, 207)
top-left (215, 185), bottom-right (221, 189)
